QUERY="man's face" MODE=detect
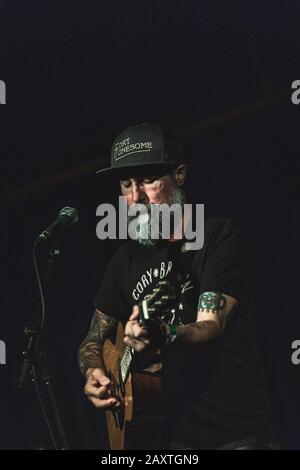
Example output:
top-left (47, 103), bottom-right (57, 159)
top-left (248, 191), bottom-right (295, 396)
top-left (119, 167), bottom-right (187, 246)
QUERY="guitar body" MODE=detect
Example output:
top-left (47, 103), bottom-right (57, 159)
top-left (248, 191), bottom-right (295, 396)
top-left (103, 322), bottom-right (166, 450)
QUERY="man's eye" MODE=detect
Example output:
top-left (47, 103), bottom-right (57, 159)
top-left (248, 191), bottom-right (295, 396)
top-left (143, 177), bottom-right (157, 184)
top-left (120, 180), bottom-right (131, 188)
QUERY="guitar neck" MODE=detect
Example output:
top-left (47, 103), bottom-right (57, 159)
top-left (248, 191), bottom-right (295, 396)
top-left (119, 344), bottom-right (134, 384)
top-left (118, 280), bottom-right (177, 384)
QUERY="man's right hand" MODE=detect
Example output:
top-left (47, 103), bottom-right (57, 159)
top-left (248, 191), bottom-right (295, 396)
top-left (84, 368), bottom-right (121, 410)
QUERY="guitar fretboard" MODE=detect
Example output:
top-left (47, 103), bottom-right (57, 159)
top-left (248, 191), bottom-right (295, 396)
top-left (119, 345), bottom-right (133, 384)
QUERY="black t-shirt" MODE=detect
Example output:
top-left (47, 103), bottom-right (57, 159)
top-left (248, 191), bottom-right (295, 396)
top-left (94, 217), bottom-right (275, 449)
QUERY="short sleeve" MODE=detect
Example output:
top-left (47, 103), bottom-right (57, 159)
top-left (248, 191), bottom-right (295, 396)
top-left (197, 218), bottom-right (249, 302)
top-left (93, 244), bottom-right (130, 321)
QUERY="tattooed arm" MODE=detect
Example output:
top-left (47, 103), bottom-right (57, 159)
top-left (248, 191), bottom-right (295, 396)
top-left (123, 290), bottom-right (239, 355)
top-left (173, 292), bottom-right (238, 345)
top-left (124, 292), bottom-right (238, 353)
top-left (78, 309), bottom-right (120, 410)
top-left (78, 308), bottom-right (117, 377)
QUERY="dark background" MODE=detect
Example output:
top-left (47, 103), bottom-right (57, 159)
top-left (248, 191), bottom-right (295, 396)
top-left (0, 1), bottom-right (299, 449)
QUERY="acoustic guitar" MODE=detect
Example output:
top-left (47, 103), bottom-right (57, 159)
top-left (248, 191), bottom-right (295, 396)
top-left (103, 279), bottom-right (178, 450)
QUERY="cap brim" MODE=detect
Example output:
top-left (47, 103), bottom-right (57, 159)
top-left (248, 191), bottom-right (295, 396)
top-left (96, 161), bottom-right (179, 180)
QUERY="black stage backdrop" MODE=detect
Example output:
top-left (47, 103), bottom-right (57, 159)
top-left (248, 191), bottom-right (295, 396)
top-left (0, 1), bottom-right (299, 450)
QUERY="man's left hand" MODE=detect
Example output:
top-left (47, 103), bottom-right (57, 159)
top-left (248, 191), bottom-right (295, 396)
top-left (124, 305), bottom-right (169, 352)
top-left (124, 305), bottom-right (151, 352)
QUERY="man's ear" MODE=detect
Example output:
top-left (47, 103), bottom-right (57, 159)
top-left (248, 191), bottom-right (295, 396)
top-left (174, 164), bottom-right (187, 187)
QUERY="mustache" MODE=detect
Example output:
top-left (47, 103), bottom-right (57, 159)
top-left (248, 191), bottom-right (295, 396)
top-left (127, 187), bottom-right (186, 217)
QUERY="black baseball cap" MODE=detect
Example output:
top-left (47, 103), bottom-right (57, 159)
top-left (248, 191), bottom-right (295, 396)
top-left (96, 123), bottom-right (184, 179)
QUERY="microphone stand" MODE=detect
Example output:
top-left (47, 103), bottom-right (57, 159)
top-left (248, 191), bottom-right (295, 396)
top-left (18, 236), bottom-right (69, 450)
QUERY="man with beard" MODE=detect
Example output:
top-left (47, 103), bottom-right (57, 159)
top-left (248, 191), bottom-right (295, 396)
top-left (78, 123), bottom-right (278, 450)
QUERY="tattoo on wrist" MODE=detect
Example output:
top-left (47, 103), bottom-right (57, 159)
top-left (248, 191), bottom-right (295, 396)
top-left (78, 343), bottom-right (104, 376)
top-left (198, 291), bottom-right (226, 313)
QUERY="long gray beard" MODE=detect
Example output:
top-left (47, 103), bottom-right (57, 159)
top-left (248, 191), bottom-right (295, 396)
top-left (127, 188), bottom-right (186, 247)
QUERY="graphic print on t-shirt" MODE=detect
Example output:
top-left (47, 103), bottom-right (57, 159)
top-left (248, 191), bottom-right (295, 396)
top-left (131, 260), bottom-right (195, 326)
top-left (131, 261), bottom-right (173, 301)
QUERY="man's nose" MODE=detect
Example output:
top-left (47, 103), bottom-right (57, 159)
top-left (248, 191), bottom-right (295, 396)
top-left (132, 183), bottom-right (147, 203)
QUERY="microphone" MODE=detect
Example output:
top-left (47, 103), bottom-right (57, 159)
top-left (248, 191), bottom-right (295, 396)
top-left (34, 207), bottom-right (79, 244)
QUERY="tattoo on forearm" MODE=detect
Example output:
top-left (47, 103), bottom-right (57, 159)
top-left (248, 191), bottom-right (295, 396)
top-left (78, 310), bottom-right (117, 377)
top-left (198, 291), bottom-right (226, 313)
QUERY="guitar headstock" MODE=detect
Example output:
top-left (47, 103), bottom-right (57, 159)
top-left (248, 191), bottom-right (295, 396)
top-left (138, 275), bottom-right (180, 326)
